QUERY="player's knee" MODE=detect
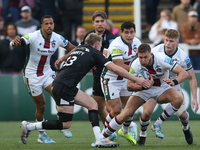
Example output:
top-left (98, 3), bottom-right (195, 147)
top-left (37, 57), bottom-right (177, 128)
top-left (58, 112), bottom-right (73, 129)
top-left (173, 94), bottom-right (183, 107)
top-left (178, 111), bottom-right (187, 120)
top-left (112, 107), bottom-right (122, 116)
top-left (143, 110), bottom-right (152, 119)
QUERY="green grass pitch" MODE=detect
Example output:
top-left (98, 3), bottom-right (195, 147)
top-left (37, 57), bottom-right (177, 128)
top-left (0, 120), bottom-right (199, 150)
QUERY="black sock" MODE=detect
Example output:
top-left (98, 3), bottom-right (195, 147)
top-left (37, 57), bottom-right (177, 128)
top-left (88, 110), bottom-right (99, 127)
top-left (42, 120), bottom-right (63, 130)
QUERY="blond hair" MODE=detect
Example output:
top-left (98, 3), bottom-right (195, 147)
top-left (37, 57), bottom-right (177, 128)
top-left (85, 33), bottom-right (102, 46)
top-left (165, 29), bottom-right (180, 40)
top-left (157, 9), bottom-right (173, 30)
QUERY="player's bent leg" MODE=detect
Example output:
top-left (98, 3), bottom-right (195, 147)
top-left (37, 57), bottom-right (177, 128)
top-left (178, 111), bottom-right (193, 145)
top-left (93, 95), bottom-right (108, 123)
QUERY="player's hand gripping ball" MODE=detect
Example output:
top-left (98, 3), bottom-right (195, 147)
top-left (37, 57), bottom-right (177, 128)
top-left (136, 68), bottom-right (150, 80)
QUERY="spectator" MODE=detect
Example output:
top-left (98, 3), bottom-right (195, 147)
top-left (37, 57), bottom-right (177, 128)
top-left (106, 19), bottom-right (120, 37)
top-left (1, 0), bottom-right (10, 26)
top-left (181, 10), bottom-right (200, 70)
top-left (154, 28), bottom-right (168, 47)
top-left (71, 26), bottom-right (86, 46)
top-left (0, 23), bottom-right (27, 73)
top-left (34, 0), bottom-right (57, 22)
top-left (0, 17), bottom-right (6, 40)
top-left (144, 0), bottom-right (160, 32)
top-left (15, 5), bottom-right (40, 36)
top-left (9, 0), bottom-right (21, 23)
top-left (149, 9), bottom-right (178, 46)
top-left (172, 0), bottom-right (194, 33)
top-left (58, 0), bottom-right (83, 42)
top-left (173, 0), bottom-right (196, 7)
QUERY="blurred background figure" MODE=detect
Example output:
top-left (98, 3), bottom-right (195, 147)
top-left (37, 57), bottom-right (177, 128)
top-left (15, 5), bottom-right (40, 36)
top-left (70, 26), bottom-right (86, 46)
top-left (181, 10), bottom-right (200, 70)
top-left (154, 28), bottom-right (168, 47)
top-left (0, 17), bottom-right (6, 40)
top-left (0, 23), bottom-right (27, 73)
top-left (149, 9), bottom-right (178, 46)
top-left (106, 19), bottom-right (120, 37)
top-left (172, 0), bottom-right (194, 33)
top-left (144, 0), bottom-right (160, 32)
top-left (58, 0), bottom-right (83, 42)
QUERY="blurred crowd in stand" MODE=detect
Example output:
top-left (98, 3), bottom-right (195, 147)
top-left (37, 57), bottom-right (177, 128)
top-left (1, 0), bottom-right (200, 73)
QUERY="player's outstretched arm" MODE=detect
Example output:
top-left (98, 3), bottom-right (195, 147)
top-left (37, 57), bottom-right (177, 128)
top-left (106, 62), bottom-right (150, 88)
top-left (55, 43), bottom-right (76, 69)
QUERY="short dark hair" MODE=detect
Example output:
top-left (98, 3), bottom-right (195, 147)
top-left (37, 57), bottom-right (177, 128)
top-left (41, 15), bottom-right (53, 23)
top-left (121, 21), bottom-right (135, 32)
top-left (92, 11), bottom-right (107, 21)
top-left (138, 43), bottom-right (151, 53)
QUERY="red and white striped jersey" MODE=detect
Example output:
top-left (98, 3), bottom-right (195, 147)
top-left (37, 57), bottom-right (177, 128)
top-left (22, 30), bottom-right (69, 78)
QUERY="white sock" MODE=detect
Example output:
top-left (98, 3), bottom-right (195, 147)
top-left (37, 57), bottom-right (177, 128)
top-left (93, 126), bottom-right (104, 141)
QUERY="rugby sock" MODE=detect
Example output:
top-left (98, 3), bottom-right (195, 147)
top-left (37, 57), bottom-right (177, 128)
top-left (122, 116), bottom-right (133, 134)
top-left (103, 116), bottom-right (122, 138)
top-left (27, 122), bottom-right (42, 131)
top-left (154, 103), bottom-right (178, 125)
top-left (36, 119), bottom-right (45, 137)
top-left (42, 120), bottom-right (63, 130)
top-left (180, 111), bottom-right (189, 131)
top-left (139, 115), bottom-right (150, 137)
top-left (88, 110), bottom-right (104, 140)
top-left (104, 113), bottom-right (114, 130)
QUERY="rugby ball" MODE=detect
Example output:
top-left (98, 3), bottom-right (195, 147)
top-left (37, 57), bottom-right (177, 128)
top-left (136, 68), bottom-right (150, 80)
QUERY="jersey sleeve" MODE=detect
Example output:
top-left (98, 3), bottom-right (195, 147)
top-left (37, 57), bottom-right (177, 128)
top-left (22, 32), bottom-right (35, 45)
top-left (183, 56), bottom-right (192, 71)
top-left (108, 44), bottom-right (123, 60)
top-left (129, 58), bottom-right (139, 76)
top-left (58, 35), bottom-right (69, 48)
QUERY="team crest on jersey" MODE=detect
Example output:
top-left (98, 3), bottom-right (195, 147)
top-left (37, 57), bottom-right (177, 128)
top-left (24, 35), bottom-right (29, 39)
top-left (51, 40), bottom-right (56, 48)
top-left (155, 65), bottom-right (162, 72)
top-left (132, 46), bottom-right (138, 53)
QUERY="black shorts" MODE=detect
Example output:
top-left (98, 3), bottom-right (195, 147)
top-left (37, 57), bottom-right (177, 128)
top-left (52, 82), bottom-right (78, 106)
top-left (92, 76), bottom-right (104, 97)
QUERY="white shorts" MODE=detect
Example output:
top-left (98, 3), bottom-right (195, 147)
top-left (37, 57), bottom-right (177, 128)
top-left (101, 79), bottom-right (132, 101)
top-left (173, 84), bottom-right (186, 116)
top-left (132, 84), bottom-right (171, 102)
top-left (23, 71), bottom-right (55, 96)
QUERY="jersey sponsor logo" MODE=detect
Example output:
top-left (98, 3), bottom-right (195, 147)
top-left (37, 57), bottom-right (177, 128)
top-left (24, 34), bottom-right (29, 39)
top-left (129, 67), bottom-right (135, 74)
top-left (60, 35), bottom-right (67, 43)
top-left (164, 56), bottom-right (173, 65)
top-left (185, 56), bottom-right (192, 68)
top-left (112, 49), bottom-right (122, 54)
